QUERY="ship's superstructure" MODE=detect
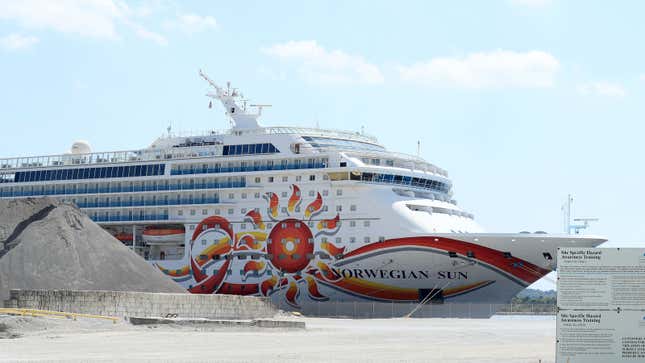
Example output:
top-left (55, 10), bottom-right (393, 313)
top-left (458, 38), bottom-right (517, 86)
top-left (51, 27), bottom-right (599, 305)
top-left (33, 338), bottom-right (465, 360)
top-left (0, 71), bottom-right (605, 313)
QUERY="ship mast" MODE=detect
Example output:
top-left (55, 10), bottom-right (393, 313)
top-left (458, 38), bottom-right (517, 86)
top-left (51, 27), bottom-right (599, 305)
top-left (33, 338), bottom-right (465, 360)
top-left (199, 69), bottom-right (269, 130)
top-left (562, 194), bottom-right (599, 234)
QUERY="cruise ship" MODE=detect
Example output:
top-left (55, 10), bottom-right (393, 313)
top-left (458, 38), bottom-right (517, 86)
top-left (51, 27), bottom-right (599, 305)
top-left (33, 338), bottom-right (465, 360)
top-left (0, 71), bottom-right (605, 314)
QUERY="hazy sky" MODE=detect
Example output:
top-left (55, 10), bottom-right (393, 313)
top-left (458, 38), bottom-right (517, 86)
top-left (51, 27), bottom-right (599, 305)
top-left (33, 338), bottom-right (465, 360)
top-left (0, 0), bottom-right (643, 284)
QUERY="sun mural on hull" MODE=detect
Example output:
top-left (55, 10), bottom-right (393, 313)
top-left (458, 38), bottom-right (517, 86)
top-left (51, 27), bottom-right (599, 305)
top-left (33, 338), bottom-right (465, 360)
top-left (155, 184), bottom-right (551, 308)
top-left (155, 184), bottom-right (345, 308)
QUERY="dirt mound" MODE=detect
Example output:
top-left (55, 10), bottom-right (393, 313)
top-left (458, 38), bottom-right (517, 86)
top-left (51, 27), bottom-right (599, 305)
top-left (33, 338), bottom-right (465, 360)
top-left (0, 198), bottom-right (186, 302)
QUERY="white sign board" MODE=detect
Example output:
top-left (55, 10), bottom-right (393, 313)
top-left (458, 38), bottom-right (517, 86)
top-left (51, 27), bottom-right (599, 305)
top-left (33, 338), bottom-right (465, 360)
top-left (557, 248), bottom-right (645, 363)
top-left (557, 310), bottom-right (645, 361)
top-left (557, 248), bottom-right (645, 311)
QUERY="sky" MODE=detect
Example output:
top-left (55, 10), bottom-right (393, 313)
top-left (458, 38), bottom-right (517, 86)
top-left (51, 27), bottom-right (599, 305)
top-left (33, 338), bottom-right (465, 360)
top-left (1, 0), bottom-right (644, 289)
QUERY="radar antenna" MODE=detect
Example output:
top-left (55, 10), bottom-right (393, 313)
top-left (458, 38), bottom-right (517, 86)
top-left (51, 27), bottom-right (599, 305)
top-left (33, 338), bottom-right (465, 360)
top-left (562, 194), bottom-right (599, 234)
top-left (198, 69), bottom-right (265, 129)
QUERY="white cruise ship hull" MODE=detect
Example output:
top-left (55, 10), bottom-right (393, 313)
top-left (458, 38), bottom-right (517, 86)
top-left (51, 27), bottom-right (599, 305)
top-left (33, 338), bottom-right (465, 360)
top-left (151, 196), bottom-right (604, 316)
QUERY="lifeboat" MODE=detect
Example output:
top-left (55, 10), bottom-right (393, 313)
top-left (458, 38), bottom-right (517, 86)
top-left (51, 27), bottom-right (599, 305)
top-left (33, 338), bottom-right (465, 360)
top-left (113, 232), bottom-right (133, 243)
top-left (142, 227), bottom-right (185, 245)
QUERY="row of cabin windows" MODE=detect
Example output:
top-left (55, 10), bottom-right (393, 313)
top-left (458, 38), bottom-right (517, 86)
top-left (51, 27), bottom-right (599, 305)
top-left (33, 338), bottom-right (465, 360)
top-left (177, 204), bottom-right (360, 218)
top-left (11, 164), bottom-right (165, 183)
top-left (171, 157), bottom-right (328, 175)
top-left (361, 158), bottom-right (395, 167)
top-left (260, 174), bottom-right (328, 183)
top-left (186, 216), bottom-right (372, 233)
top-left (351, 172), bottom-right (451, 194)
top-left (222, 143), bottom-right (280, 156)
top-left (226, 188), bottom-right (341, 200)
top-left (197, 235), bottom-right (387, 249)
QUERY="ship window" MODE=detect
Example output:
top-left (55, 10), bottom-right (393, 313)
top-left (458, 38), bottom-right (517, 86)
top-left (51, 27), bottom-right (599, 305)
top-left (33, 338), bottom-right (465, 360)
top-left (543, 252), bottom-right (553, 260)
top-left (222, 143), bottom-right (280, 155)
top-left (364, 237), bottom-right (370, 243)
top-left (337, 189), bottom-right (343, 196)
top-left (448, 251), bottom-right (458, 258)
top-left (364, 220), bottom-right (370, 227)
top-left (349, 237), bottom-right (356, 243)
top-left (336, 205), bottom-right (342, 212)
top-left (309, 175), bottom-right (315, 181)
top-left (503, 252), bottom-right (512, 259)
top-left (350, 221), bottom-right (356, 227)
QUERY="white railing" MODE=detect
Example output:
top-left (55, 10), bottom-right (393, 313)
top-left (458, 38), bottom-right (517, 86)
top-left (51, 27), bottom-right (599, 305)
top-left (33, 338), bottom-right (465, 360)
top-left (337, 149), bottom-right (449, 177)
top-left (0, 144), bottom-right (223, 171)
top-left (161, 126), bottom-right (379, 144)
top-left (0, 126), bottom-right (379, 172)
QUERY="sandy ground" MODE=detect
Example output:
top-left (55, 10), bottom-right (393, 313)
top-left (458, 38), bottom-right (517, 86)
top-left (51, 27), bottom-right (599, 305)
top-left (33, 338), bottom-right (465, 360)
top-left (0, 315), bottom-right (555, 363)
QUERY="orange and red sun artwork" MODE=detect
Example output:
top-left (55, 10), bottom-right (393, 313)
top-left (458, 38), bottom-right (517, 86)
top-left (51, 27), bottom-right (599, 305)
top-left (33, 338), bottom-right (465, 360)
top-left (156, 184), bottom-right (345, 308)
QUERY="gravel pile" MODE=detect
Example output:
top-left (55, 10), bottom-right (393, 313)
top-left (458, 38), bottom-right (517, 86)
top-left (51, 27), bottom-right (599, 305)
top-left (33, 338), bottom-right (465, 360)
top-left (0, 197), bottom-right (185, 303)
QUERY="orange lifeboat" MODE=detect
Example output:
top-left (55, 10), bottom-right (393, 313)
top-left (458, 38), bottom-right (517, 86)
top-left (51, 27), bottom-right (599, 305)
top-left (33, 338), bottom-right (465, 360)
top-left (142, 227), bottom-right (185, 245)
top-left (114, 232), bottom-right (133, 243)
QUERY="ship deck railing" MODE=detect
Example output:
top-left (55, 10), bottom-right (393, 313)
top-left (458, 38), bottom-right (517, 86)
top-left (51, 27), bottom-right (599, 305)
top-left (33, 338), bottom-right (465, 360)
top-left (0, 127), bottom-right (377, 172)
top-left (170, 162), bottom-right (327, 175)
top-left (90, 214), bottom-right (170, 223)
top-left (0, 181), bottom-right (247, 198)
top-left (354, 173), bottom-right (451, 194)
top-left (163, 126), bottom-right (379, 144)
top-left (0, 145), bottom-right (223, 171)
top-left (77, 197), bottom-right (220, 209)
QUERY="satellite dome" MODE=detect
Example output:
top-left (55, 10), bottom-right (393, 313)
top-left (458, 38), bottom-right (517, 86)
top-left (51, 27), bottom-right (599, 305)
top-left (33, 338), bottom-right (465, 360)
top-left (70, 140), bottom-right (92, 154)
